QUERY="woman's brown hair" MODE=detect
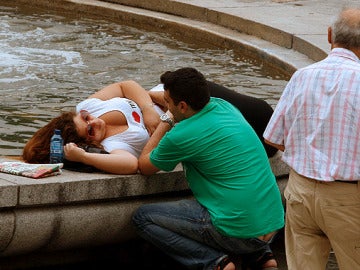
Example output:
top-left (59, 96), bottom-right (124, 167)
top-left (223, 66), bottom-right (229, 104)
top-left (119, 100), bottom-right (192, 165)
top-left (22, 111), bottom-right (88, 164)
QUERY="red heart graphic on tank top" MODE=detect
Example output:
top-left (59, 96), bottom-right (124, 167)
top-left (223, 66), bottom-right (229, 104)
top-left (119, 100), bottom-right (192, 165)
top-left (132, 111), bottom-right (141, 123)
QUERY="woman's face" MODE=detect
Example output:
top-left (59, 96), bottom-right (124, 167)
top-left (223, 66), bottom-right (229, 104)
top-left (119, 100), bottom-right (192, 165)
top-left (73, 110), bottom-right (106, 141)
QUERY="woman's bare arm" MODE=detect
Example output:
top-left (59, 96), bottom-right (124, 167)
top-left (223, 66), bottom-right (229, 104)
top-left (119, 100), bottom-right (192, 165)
top-left (88, 80), bottom-right (160, 135)
top-left (64, 143), bottom-right (138, 174)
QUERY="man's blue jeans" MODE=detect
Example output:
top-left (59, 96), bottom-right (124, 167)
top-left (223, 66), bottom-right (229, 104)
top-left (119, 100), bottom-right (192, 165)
top-left (132, 199), bottom-right (272, 270)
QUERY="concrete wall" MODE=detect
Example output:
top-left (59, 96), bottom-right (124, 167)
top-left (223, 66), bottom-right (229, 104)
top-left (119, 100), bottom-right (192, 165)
top-left (0, 162), bottom-right (189, 255)
top-left (0, 152), bottom-right (288, 263)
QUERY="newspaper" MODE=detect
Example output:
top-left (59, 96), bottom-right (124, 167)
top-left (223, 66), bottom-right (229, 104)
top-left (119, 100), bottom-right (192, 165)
top-left (0, 161), bottom-right (63, 179)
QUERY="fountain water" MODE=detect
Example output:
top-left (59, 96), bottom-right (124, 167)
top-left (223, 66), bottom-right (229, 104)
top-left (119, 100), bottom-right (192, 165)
top-left (0, 1), bottom-right (289, 157)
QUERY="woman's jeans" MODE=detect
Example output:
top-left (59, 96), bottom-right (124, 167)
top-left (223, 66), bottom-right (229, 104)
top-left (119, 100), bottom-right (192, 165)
top-left (132, 199), bottom-right (273, 270)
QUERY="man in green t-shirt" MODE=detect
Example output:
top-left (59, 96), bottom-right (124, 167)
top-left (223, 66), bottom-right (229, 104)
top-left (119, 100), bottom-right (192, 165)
top-left (133, 67), bottom-right (284, 270)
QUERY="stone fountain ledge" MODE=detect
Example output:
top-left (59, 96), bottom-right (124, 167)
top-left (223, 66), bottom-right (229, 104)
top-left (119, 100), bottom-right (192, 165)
top-left (0, 157), bottom-right (188, 256)
top-left (0, 152), bottom-right (288, 260)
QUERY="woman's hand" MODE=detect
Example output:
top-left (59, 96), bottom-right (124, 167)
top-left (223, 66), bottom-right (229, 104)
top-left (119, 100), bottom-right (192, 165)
top-left (142, 91), bottom-right (167, 135)
top-left (64, 143), bottom-right (86, 162)
top-left (149, 91), bottom-right (166, 109)
top-left (142, 105), bottom-right (161, 135)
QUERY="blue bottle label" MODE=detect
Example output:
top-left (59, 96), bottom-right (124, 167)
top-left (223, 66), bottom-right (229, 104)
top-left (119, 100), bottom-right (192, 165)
top-left (50, 131), bottom-right (63, 163)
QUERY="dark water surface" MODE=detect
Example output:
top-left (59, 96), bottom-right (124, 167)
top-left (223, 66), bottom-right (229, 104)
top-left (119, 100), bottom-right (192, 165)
top-left (0, 1), bottom-right (289, 157)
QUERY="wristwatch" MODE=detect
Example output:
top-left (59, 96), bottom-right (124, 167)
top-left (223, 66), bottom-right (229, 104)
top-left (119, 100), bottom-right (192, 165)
top-left (160, 113), bottom-right (174, 127)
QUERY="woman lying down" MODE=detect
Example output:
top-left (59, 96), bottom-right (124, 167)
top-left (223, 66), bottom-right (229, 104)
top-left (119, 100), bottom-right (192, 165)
top-left (22, 79), bottom-right (276, 174)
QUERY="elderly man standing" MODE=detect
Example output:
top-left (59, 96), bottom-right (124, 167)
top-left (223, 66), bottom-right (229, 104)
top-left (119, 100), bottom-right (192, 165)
top-left (264, 7), bottom-right (360, 270)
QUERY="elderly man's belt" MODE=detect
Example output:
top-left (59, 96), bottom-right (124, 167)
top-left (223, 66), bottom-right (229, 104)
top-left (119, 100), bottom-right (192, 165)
top-left (335, 180), bottom-right (358, 184)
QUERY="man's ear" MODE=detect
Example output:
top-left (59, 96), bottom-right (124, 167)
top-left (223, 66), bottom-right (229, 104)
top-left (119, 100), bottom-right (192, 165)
top-left (328, 27), bottom-right (333, 46)
top-left (178, 101), bottom-right (188, 113)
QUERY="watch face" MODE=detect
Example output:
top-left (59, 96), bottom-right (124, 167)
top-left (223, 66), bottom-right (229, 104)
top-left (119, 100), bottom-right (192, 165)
top-left (160, 113), bottom-right (168, 121)
top-left (160, 113), bottom-right (174, 127)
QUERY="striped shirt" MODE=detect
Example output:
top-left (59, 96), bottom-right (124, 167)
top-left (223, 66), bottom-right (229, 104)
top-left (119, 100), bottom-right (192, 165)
top-left (264, 48), bottom-right (360, 181)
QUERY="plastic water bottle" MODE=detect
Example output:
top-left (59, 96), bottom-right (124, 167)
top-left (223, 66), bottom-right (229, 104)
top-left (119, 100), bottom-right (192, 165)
top-left (49, 129), bottom-right (64, 163)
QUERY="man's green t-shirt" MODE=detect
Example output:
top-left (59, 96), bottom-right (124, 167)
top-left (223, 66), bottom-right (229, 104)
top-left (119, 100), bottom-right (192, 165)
top-left (150, 97), bottom-right (284, 238)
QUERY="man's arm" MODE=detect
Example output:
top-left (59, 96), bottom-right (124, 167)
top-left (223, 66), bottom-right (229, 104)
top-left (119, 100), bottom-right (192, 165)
top-left (264, 139), bottom-right (285, 152)
top-left (138, 121), bottom-right (172, 175)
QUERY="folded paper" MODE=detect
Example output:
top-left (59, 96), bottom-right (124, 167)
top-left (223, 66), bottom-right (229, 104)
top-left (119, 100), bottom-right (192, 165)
top-left (0, 162), bottom-right (63, 179)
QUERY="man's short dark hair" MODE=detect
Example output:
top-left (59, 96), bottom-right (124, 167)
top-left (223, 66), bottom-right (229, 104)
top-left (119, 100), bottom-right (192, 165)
top-left (160, 67), bottom-right (210, 110)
